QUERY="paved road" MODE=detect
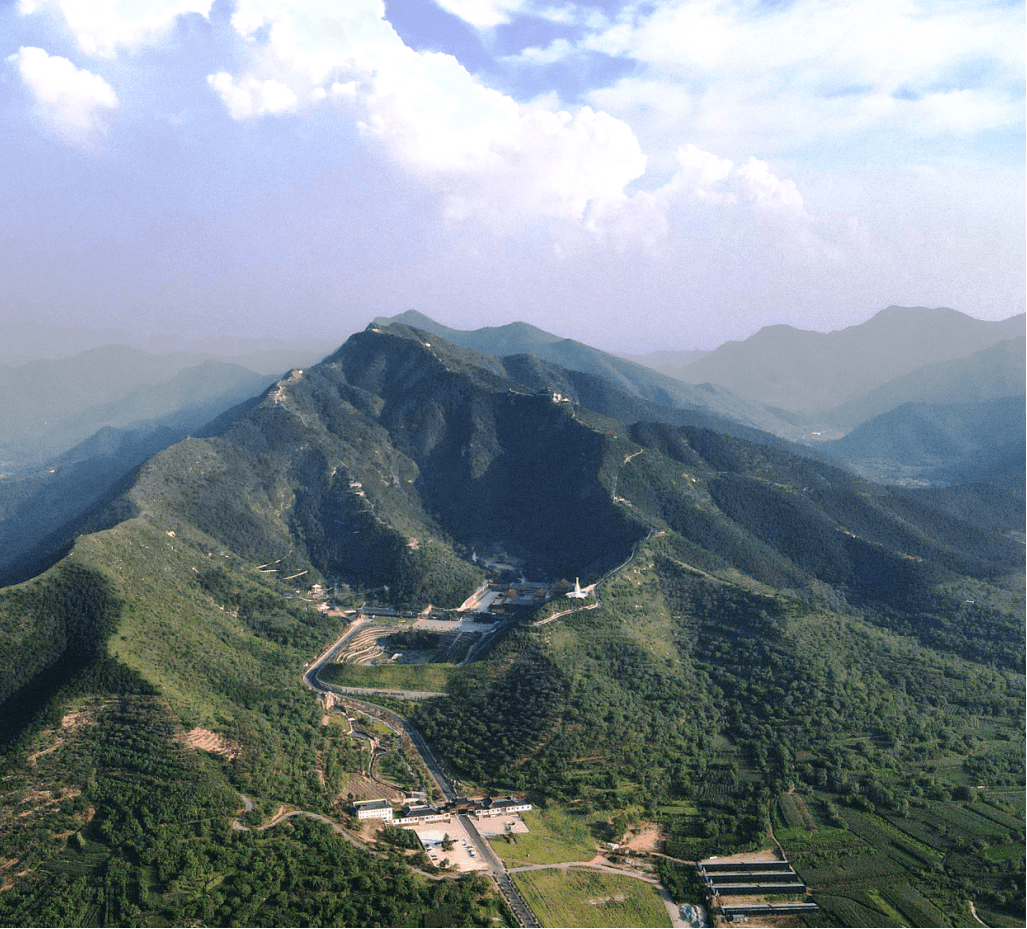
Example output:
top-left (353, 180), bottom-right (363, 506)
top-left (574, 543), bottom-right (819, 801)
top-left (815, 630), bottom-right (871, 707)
top-left (334, 695), bottom-right (457, 803)
top-left (461, 813), bottom-right (540, 928)
top-left (305, 680), bottom-right (540, 926)
top-left (302, 617), bottom-right (372, 691)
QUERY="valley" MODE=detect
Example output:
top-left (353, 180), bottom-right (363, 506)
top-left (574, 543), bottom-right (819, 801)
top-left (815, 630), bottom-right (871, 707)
top-left (0, 314), bottom-right (1022, 928)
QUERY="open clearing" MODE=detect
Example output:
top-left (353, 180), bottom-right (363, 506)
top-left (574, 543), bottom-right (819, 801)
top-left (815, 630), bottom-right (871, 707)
top-left (488, 807), bottom-right (596, 867)
top-left (320, 661), bottom-right (456, 693)
top-left (513, 867), bottom-right (671, 928)
top-left (172, 728), bottom-right (240, 759)
top-left (474, 813), bottom-right (530, 837)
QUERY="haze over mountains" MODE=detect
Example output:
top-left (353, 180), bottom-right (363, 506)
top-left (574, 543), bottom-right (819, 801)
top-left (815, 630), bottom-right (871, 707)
top-left (0, 308), bottom-right (1023, 927)
top-left (0, 344), bottom-right (335, 471)
top-left (664, 305), bottom-right (1024, 415)
top-left (2, 305), bottom-right (1022, 586)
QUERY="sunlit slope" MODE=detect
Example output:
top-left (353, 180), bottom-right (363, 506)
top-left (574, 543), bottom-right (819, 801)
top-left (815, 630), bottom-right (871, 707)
top-left (413, 424), bottom-right (1024, 920)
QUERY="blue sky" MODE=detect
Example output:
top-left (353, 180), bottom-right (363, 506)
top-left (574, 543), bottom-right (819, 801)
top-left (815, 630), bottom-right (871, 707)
top-left (1, 0), bottom-right (1023, 355)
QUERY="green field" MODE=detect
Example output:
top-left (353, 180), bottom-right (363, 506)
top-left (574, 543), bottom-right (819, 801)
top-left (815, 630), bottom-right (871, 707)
top-left (489, 807), bottom-right (597, 867)
top-left (513, 867), bottom-right (670, 928)
top-left (320, 660), bottom-right (456, 693)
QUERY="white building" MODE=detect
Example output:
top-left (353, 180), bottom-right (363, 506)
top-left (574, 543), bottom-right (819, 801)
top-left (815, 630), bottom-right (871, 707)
top-left (566, 577), bottom-right (589, 599)
top-left (476, 797), bottom-right (532, 818)
top-left (396, 805), bottom-right (452, 826)
top-left (353, 799), bottom-right (394, 822)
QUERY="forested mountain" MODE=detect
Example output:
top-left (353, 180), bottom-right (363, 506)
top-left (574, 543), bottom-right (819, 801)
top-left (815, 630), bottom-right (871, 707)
top-left (822, 337), bottom-right (1026, 431)
top-left (671, 306), bottom-right (1025, 413)
top-left (375, 310), bottom-right (806, 438)
top-left (0, 321), bottom-right (1022, 927)
top-left (827, 396), bottom-right (1026, 487)
top-left (0, 347), bottom-right (330, 471)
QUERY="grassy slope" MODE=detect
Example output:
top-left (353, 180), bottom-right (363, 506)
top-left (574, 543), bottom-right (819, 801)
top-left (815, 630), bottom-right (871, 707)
top-left (488, 807), bottom-right (597, 867)
top-left (0, 509), bottom-right (510, 925)
top-left (513, 868), bottom-right (670, 929)
top-left (1, 329), bottom-right (1022, 927)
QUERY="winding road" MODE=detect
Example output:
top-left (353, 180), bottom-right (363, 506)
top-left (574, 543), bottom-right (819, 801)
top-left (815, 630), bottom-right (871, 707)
top-left (302, 652), bottom-right (541, 926)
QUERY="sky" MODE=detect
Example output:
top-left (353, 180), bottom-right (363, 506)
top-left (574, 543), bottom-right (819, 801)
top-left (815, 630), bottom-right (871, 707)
top-left (1, 0), bottom-right (1024, 356)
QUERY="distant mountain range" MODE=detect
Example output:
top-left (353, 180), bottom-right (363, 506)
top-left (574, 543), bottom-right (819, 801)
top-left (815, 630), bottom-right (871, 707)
top-left (664, 305), bottom-right (1024, 414)
top-left (821, 336), bottom-right (1025, 431)
top-left (611, 347), bottom-right (711, 374)
top-left (0, 344), bottom-right (333, 471)
top-left (1, 316), bottom-right (1023, 928)
top-left (827, 395), bottom-right (1025, 486)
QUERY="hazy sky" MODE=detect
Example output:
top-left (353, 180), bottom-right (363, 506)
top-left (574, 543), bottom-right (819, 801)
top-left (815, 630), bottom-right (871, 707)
top-left (2, 0), bottom-right (1024, 354)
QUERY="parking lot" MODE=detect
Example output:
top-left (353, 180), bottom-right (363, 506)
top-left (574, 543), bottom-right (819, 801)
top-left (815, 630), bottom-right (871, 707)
top-left (402, 819), bottom-right (489, 872)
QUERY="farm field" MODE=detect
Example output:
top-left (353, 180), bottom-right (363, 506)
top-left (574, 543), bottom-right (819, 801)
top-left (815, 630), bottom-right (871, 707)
top-left (513, 867), bottom-right (670, 928)
top-left (776, 788), bottom-right (1025, 928)
top-left (488, 807), bottom-right (597, 867)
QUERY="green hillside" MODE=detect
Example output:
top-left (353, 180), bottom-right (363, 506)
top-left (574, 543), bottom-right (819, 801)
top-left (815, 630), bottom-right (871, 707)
top-left (828, 396), bottom-right (1026, 487)
top-left (823, 337), bottom-right (1026, 431)
top-left (0, 323), bottom-right (1022, 927)
top-left (376, 310), bottom-right (808, 438)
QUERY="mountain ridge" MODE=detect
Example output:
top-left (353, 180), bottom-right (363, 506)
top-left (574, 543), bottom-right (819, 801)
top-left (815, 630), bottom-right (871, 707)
top-left (0, 317), bottom-right (1022, 928)
top-left (671, 305), bottom-right (1025, 413)
top-left (374, 311), bottom-right (810, 438)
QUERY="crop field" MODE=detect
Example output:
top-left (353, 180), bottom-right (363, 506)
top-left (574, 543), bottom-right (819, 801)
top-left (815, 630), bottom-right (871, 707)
top-left (880, 883), bottom-right (948, 926)
top-left (882, 813), bottom-right (950, 852)
top-left (513, 867), bottom-right (670, 928)
top-left (782, 784), bottom-right (1026, 929)
top-left (779, 790), bottom-right (816, 830)
top-left (801, 850), bottom-right (908, 888)
top-left (976, 800), bottom-right (1026, 832)
top-left (488, 807), bottom-right (597, 867)
top-left (812, 892), bottom-right (904, 927)
top-left (319, 660), bottom-right (455, 693)
top-left (777, 825), bottom-right (859, 852)
top-left (925, 803), bottom-right (1010, 840)
top-left (839, 809), bottom-right (940, 868)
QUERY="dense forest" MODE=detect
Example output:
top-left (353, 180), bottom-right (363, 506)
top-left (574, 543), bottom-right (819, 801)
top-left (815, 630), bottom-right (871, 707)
top-left (0, 324), bottom-right (1022, 927)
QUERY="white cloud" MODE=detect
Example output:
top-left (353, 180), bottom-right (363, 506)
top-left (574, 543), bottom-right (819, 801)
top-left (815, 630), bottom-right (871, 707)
top-left (19, 0), bottom-right (214, 57)
top-left (204, 0), bottom-right (648, 225)
top-left (582, 0), bottom-right (1025, 158)
top-left (207, 72), bottom-right (298, 119)
top-left (431, 0), bottom-right (530, 29)
top-left (8, 46), bottom-right (118, 146)
top-left (735, 157), bottom-right (804, 213)
top-left (652, 144), bottom-right (804, 215)
top-left (503, 38), bottom-right (574, 66)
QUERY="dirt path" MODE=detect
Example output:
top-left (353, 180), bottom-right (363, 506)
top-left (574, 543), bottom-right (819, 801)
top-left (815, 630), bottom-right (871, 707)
top-left (507, 859), bottom-right (660, 884)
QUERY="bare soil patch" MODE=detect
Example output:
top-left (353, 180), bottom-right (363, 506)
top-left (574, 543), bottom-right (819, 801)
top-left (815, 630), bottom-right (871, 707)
top-left (339, 773), bottom-right (404, 802)
top-left (26, 740), bottom-right (63, 764)
top-left (704, 848), bottom-right (784, 864)
top-left (61, 706), bottom-right (103, 731)
top-left (173, 728), bottom-right (241, 760)
top-left (588, 893), bottom-right (627, 905)
top-left (624, 822), bottom-right (666, 853)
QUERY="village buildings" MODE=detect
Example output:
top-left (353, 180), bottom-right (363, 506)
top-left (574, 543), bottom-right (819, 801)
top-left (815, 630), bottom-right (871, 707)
top-left (352, 795), bottom-right (531, 826)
